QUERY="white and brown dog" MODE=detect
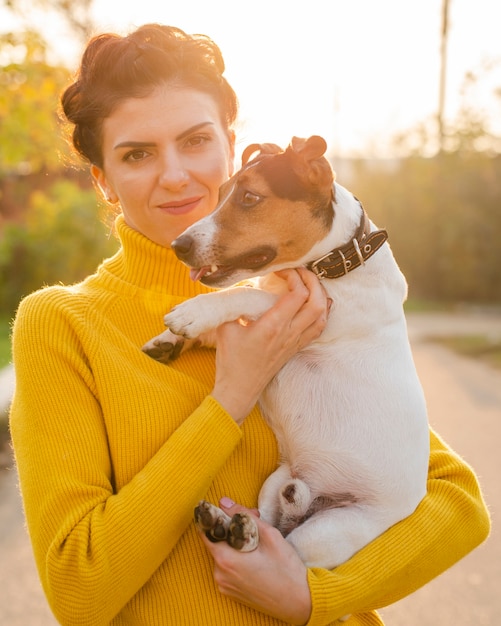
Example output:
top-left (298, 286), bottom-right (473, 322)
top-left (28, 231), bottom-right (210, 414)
top-left (143, 135), bottom-right (429, 570)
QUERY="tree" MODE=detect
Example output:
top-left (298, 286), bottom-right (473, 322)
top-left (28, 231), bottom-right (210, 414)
top-left (0, 30), bottom-right (77, 223)
top-left (344, 151), bottom-right (501, 304)
top-left (0, 30), bottom-right (72, 175)
top-left (0, 180), bottom-right (119, 316)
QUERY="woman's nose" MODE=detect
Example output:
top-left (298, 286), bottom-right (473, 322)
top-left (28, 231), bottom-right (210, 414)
top-left (158, 152), bottom-right (189, 190)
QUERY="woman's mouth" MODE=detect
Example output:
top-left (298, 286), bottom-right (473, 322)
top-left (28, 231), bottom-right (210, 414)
top-left (159, 197), bottom-right (202, 215)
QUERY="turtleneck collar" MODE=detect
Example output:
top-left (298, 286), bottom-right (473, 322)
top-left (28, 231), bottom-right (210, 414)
top-left (99, 215), bottom-right (214, 298)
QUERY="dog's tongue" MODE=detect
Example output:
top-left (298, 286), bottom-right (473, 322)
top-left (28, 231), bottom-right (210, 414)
top-left (190, 267), bottom-right (211, 282)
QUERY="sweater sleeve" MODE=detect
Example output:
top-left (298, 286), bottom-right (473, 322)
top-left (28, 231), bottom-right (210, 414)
top-left (306, 429), bottom-right (491, 625)
top-left (10, 292), bottom-right (243, 625)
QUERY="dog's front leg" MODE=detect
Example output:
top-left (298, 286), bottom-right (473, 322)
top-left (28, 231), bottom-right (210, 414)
top-left (165, 287), bottom-right (278, 339)
top-left (142, 287), bottom-right (277, 363)
top-left (142, 328), bottom-right (217, 363)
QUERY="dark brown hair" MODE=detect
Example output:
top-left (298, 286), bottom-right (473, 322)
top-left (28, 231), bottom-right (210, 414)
top-left (61, 23), bottom-right (238, 167)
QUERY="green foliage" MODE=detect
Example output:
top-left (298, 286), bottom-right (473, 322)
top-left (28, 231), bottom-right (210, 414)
top-left (0, 30), bottom-right (73, 174)
top-left (344, 152), bottom-right (501, 304)
top-left (0, 180), bottom-right (120, 316)
top-left (0, 314), bottom-right (12, 367)
top-left (0, 28), bottom-right (119, 319)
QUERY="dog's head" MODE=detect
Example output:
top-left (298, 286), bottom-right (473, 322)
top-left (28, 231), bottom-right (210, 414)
top-left (172, 135), bottom-right (335, 287)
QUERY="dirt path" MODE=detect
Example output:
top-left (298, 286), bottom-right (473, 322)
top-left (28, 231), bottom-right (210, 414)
top-left (380, 313), bottom-right (501, 625)
top-left (0, 462), bottom-right (58, 624)
top-left (0, 311), bottom-right (500, 625)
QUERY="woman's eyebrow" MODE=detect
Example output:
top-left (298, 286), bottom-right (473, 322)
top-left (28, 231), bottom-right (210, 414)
top-left (176, 121), bottom-right (214, 141)
top-left (113, 123), bottom-right (215, 151)
top-left (113, 140), bottom-right (156, 150)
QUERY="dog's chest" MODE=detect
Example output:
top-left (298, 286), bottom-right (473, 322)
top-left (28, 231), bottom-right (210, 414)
top-left (257, 349), bottom-right (335, 443)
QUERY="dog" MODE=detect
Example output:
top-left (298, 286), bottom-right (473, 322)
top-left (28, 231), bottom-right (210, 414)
top-left (142, 135), bottom-right (430, 570)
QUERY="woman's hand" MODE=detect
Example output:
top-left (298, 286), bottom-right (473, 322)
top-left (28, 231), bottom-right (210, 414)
top-left (211, 268), bottom-right (330, 424)
top-left (201, 498), bottom-right (312, 625)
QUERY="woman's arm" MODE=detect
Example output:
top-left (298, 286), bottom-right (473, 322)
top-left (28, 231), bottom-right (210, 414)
top-left (201, 499), bottom-right (312, 625)
top-left (10, 293), bottom-right (243, 624)
top-left (307, 428), bottom-right (490, 623)
top-left (202, 429), bottom-right (490, 625)
top-left (211, 268), bottom-right (330, 423)
top-left (10, 269), bottom-right (329, 625)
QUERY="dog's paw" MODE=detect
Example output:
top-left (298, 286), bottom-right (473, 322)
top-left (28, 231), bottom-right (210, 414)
top-left (142, 330), bottom-right (185, 363)
top-left (164, 304), bottom-right (206, 339)
top-left (227, 512), bottom-right (259, 552)
top-left (194, 500), bottom-right (259, 552)
top-left (195, 500), bottom-right (231, 542)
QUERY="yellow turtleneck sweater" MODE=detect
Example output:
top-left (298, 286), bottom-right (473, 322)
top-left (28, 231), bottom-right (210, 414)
top-left (10, 216), bottom-right (489, 626)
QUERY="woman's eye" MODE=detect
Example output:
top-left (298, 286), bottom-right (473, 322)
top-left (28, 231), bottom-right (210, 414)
top-left (123, 149), bottom-right (148, 162)
top-left (186, 134), bottom-right (210, 148)
top-left (241, 191), bottom-right (261, 207)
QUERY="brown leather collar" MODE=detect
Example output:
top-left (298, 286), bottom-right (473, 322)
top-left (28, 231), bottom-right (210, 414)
top-left (307, 202), bottom-right (388, 279)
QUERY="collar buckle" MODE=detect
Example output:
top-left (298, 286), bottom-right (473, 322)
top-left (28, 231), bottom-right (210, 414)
top-left (307, 203), bottom-right (388, 280)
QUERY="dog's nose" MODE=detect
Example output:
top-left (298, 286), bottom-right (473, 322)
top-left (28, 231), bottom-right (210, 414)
top-left (171, 234), bottom-right (194, 261)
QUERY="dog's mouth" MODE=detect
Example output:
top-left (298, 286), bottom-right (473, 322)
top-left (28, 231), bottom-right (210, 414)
top-left (189, 245), bottom-right (277, 286)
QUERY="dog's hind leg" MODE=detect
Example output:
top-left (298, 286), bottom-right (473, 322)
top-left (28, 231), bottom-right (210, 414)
top-left (285, 504), bottom-right (392, 569)
top-left (194, 500), bottom-right (232, 543)
top-left (194, 500), bottom-right (259, 552)
top-left (257, 463), bottom-right (312, 530)
top-left (277, 478), bottom-right (315, 536)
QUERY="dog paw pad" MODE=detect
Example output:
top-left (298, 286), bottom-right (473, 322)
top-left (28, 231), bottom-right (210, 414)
top-left (142, 341), bottom-right (182, 363)
top-left (228, 513), bottom-right (259, 551)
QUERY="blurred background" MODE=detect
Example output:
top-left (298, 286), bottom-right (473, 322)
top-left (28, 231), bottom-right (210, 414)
top-left (0, 0), bottom-right (500, 624)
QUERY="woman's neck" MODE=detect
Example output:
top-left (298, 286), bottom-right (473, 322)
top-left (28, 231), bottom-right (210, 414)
top-left (102, 215), bottom-right (215, 297)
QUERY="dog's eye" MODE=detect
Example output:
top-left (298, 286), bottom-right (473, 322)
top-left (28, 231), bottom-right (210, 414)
top-left (240, 191), bottom-right (262, 207)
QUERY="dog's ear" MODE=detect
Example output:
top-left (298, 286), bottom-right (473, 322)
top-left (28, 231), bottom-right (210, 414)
top-left (287, 135), bottom-right (334, 188)
top-left (241, 143), bottom-right (283, 166)
top-left (290, 135), bottom-right (327, 159)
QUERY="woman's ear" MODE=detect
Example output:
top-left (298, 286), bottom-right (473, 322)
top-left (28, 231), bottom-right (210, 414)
top-left (91, 164), bottom-right (118, 203)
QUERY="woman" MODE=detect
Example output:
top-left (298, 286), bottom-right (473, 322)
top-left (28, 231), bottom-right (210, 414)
top-left (10, 23), bottom-right (490, 626)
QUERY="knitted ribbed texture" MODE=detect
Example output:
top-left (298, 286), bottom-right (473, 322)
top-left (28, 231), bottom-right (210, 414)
top-left (10, 216), bottom-right (490, 626)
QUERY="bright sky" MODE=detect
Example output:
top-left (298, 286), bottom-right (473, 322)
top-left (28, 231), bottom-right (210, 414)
top-left (5, 0), bottom-right (501, 157)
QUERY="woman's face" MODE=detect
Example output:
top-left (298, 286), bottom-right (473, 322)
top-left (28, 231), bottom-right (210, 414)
top-left (92, 84), bottom-right (235, 247)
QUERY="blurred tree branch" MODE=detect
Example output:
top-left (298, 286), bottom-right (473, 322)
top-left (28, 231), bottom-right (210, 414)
top-left (1, 0), bottom-right (95, 44)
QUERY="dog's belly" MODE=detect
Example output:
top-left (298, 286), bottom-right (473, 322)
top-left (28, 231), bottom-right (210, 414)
top-left (258, 345), bottom-right (430, 505)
